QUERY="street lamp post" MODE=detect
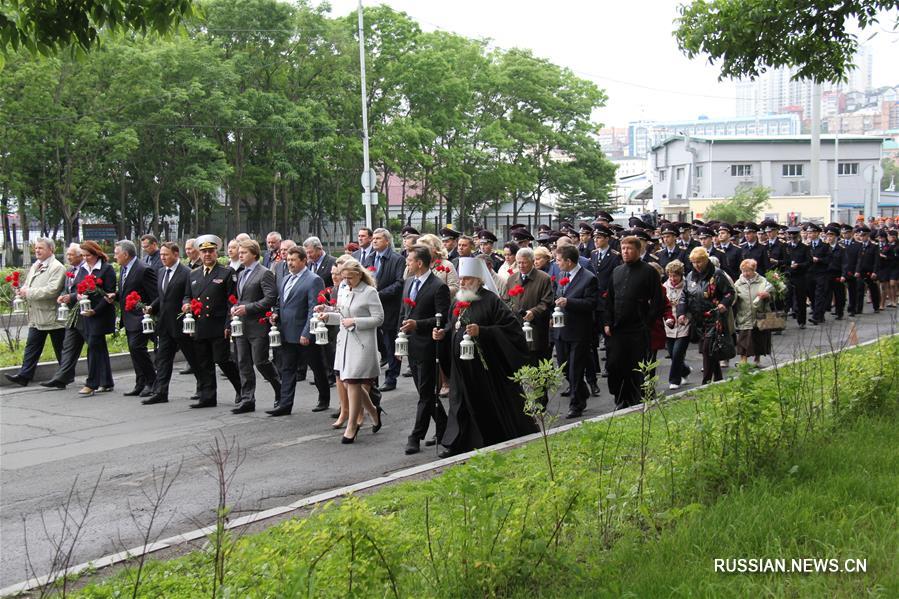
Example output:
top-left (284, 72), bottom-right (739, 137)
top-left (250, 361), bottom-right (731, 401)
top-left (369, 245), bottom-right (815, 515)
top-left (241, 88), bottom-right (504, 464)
top-left (358, 0), bottom-right (373, 230)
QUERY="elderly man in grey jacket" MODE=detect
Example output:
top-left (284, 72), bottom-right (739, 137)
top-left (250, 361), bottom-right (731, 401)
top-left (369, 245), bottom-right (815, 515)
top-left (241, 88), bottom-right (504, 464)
top-left (6, 238), bottom-right (67, 386)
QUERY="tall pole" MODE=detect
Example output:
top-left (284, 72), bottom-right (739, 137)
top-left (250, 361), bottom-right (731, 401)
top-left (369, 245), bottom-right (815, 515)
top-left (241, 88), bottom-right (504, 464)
top-left (810, 82), bottom-right (821, 197)
top-left (832, 133), bottom-right (839, 223)
top-left (358, 0), bottom-right (372, 229)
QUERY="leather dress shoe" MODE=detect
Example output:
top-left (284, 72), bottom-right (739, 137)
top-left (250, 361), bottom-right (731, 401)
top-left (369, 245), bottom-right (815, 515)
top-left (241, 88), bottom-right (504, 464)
top-left (424, 436), bottom-right (438, 447)
top-left (565, 409), bottom-right (583, 419)
top-left (123, 386), bottom-right (144, 397)
top-left (231, 402), bottom-right (255, 414)
top-left (589, 382), bottom-right (601, 397)
top-left (437, 447), bottom-right (456, 459)
top-left (5, 374), bottom-right (28, 387)
top-left (139, 389), bottom-right (154, 397)
top-left (189, 400), bottom-right (216, 408)
top-left (40, 380), bottom-right (67, 389)
top-left (141, 395), bottom-right (168, 405)
top-left (379, 382), bottom-right (397, 392)
top-left (404, 438), bottom-right (420, 455)
top-left (560, 387), bottom-right (571, 397)
top-left (311, 403), bottom-right (330, 412)
top-left (266, 405), bottom-right (292, 416)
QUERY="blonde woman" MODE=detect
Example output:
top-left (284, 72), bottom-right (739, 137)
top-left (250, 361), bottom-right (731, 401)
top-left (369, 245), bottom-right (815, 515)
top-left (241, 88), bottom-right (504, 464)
top-left (663, 259), bottom-right (691, 389)
top-left (534, 246), bottom-right (552, 274)
top-left (318, 259), bottom-right (383, 443)
top-left (416, 233), bottom-right (459, 296)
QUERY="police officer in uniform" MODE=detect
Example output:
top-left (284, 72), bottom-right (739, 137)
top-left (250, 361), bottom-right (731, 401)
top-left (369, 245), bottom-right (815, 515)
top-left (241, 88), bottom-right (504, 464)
top-left (181, 235), bottom-right (242, 408)
top-left (854, 225), bottom-right (881, 313)
top-left (590, 224), bottom-right (621, 381)
top-left (805, 223), bottom-right (831, 325)
top-left (824, 224), bottom-right (846, 320)
top-left (712, 223), bottom-right (742, 280)
top-left (656, 224), bottom-right (687, 275)
top-left (441, 227), bottom-right (460, 263)
top-left (785, 226), bottom-right (811, 328)
top-left (740, 222), bottom-right (769, 276)
top-left (577, 223), bottom-right (595, 258)
top-left (476, 230), bottom-right (504, 273)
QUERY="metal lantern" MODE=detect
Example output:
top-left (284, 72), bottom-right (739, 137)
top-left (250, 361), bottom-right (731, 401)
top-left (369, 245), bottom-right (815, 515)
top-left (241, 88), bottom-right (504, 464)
top-left (522, 320), bottom-right (534, 343)
top-left (268, 324), bottom-right (282, 347)
top-left (12, 296), bottom-right (26, 314)
top-left (78, 296), bottom-right (92, 315)
top-left (459, 333), bottom-right (475, 360)
top-left (394, 330), bottom-right (409, 357)
top-left (230, 315), bottom-right (244, 338)
top-left (182, 312), bottom-right (196, 335)
top-left (57, 302), bottom-right (70, 322)
top-left (551, 306), bottom-right (566, 328)
top-left (314, 318), bottom-right (329, 345)
top-left (141, 313), bottom-right (155, 334)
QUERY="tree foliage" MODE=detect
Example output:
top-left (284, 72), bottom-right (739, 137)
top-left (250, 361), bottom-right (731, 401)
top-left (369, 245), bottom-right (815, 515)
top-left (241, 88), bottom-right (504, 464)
top-left (675, 0), bottom-right (899, 82)
top-left (703, 186), bottom-right (771, 222)
top-left (1, 0), bottom-right (615, 243)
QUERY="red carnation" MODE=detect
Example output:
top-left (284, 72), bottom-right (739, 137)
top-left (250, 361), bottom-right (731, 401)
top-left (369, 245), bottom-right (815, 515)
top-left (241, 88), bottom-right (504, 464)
top-left (368, 266), bottom-right (377, 272)
top-left (507, 268), bottom-right (514, 275)
top-left (4, 275), bottom-right (11, 283)
top-left (452, 300), bottom-right (471, 317)
top-left (317, 294), bottom-right (327, 305)
top-left (329, 298), bottom-right (337, 305)
top-left (265, 310), bottom-right (273, 317)
top-left (190, 298), bottom-right (204, 316)
top-left (559, 277), bottom-right (570, 286)
top-left (66, 271), bottom-right (75, 279)
top-left (509, 285), bottom-right (524, 297)
top-left (550, 275), bottom-right (556, 282)
top-left (95, 278), bottom-right (102, 285)
top-left (703, 311), bottom-right (712, 318)
top-left (404, 297), bottom-right (417, 308)
top-left (258, 317), bottom-right (267, 324)
top-left (228, 294), bottom-right (238, 305)
top-left (602, 291), bottom-right (609, 299)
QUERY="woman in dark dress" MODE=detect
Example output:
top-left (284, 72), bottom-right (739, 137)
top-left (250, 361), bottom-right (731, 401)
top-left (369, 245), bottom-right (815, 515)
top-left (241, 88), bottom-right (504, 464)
top-left (76, 240), bottom-right (117, 396)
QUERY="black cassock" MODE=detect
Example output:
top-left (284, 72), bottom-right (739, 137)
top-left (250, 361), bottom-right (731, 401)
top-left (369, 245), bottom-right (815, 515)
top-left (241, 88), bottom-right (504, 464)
top-left (439, 287), bottom-right (538, 453)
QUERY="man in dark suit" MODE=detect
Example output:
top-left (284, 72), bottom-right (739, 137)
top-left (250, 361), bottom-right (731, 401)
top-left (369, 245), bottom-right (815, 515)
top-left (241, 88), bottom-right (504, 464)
top-left (113, 240), bottom-right (158, 396)
top-left (842, 227), bottom-right (862, 315)
top-left (805, 223), bottom-right (831, 324)
top-left (142, 242), bottom-right (197, 404)
top-left (712, 224), bottom-right (742, 280)
top-left (262, 231), bottom-right (282, 268)
top-left (824, 225), bottom-right (846, 320)
top-left (740, 222), bottom-right (769, 276)
top-left (352, 227), bottom-right (375, 266)
top-left (304, 236), bottom-right (338, 388)
top-left (552, 244), bottom-right (598, 418)
top-left (140, 234), bottom-right (163, 270)
top-left (401, 245), bottom-right (451, 454)
top-left (854, 226), bottom-right (881, 313)
top-left (231, 239), bottom-right (281, 414)
top-left (268, 246), bottom-right (329, 416)
top-left (181, 235), bottom-right (241, 408)
top-left (590, 225), bottom-right (621, 383)
top-left (371, 228), bottom-right (406, 391)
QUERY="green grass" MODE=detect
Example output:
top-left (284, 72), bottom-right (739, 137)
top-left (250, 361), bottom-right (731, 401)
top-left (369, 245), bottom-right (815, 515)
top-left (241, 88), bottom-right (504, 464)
top-left (65, 337), bottom-right (898, 598)
top-left (0, 332), bottom-right (138, 368)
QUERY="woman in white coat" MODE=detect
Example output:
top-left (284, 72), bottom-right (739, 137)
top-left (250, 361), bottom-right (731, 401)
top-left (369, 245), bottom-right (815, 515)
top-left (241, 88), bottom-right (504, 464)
top-left (319, 258), bottom-right (384, 443)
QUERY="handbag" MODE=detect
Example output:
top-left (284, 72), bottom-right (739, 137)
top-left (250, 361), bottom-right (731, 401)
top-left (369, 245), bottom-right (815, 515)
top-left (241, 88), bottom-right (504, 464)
top-left (708, 317), bottom-right (736, 361)
top-left (755, 310), bottom-right (786, 331)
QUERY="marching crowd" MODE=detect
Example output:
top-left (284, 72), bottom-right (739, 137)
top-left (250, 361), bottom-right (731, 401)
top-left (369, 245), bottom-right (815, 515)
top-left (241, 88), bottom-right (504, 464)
top-left (4, 213), bottom-right (898, 457)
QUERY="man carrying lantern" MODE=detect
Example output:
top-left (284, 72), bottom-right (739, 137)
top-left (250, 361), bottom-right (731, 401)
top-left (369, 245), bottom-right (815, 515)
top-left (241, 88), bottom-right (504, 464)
top-left (112, 240), bottom-right (158, 397)
top-left (432, 257), bottom-right (536, 458)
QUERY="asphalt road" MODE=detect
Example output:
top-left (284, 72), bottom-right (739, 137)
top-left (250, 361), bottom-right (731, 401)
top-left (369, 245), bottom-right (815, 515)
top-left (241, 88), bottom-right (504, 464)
top-left (1, 308), bottom-right (897, 588)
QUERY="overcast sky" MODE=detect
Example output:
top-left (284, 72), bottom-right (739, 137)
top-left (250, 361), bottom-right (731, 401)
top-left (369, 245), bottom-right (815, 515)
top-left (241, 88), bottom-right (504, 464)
top-left (322, 0), bottom-right (899, 127)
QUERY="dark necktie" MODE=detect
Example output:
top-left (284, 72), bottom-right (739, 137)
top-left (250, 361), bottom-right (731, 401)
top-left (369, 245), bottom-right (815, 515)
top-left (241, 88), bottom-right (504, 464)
top-left (410, 278), bottom-right (421, 301)
top-left (120, 265), bottom-right (128, 290)
top-left (283, 273), bottom-right (298, 300)
top-left (162, 268), bottom-right (172, 292)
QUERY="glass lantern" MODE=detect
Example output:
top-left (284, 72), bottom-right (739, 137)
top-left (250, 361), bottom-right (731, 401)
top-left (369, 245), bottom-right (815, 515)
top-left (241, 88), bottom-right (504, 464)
top-left (230, 315), bottom-right (244, 337)
top-left (57, 302), bottom-right (70, 323)
top-left (12, 296), bottom-right (26, 314)
top-left (551, 306), bottom-right (566, 328)
top-left (394, 331), bottom-right (409, 357)
top-left (522, 320), bottom-right (534, 343)
top-left (459, 333), bottom-right (475, 360)
top-left (141, 313), bottom-right (155, 334)
top-left (79, 296), bottom-right (92, 315)
top-left (268, 324), bottom-right (282, 347)
top-left (314, 319), bottom-right (329, 345)
top-left (182, 312), bottom-right (196, 335)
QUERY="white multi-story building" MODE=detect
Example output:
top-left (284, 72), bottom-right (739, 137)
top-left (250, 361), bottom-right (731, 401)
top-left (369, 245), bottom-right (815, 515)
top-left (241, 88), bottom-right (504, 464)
top-left (650, 134), bottom-right (884, 216)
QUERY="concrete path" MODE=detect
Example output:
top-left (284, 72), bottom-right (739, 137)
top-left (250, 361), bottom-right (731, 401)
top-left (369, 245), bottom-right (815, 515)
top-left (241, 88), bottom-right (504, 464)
top-left (1, 308), bottom-right (896, 587)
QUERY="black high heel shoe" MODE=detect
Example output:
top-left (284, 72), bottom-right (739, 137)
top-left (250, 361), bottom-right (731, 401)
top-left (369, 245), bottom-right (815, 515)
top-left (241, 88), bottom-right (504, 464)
top-left (372, 406), bottom-right (384, 434)
top-left (341, 424), bottom-right (360, 444)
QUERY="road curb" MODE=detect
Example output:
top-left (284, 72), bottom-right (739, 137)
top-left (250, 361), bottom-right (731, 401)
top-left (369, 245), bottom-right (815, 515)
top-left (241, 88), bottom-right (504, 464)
top-left (1, 332), bottom-right (895, 597)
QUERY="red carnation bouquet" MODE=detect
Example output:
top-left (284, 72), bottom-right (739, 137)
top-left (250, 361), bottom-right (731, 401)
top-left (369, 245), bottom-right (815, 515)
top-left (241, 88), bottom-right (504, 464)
top-left (4, 270), bottom-right (22, 288)
top-left (507, 284), bottom-right (525, 297)
top-left (124, 291), bottom-right (145, 312)
top-left (228, 294), bottom-right (238, 305)
top-left (558, 277), bottom-right (571, 287)
top-left (433, 259), bottom-right (449, 274)
top-left (190, 298), bottom-right (204, 316)
top-left (258, 310), bottom-right (273, 325)
top-left (452, 300), bottom-right (471, 318)
top-left (76, 274), bottom-right (104, 296)
top-left (403, 297), bottom-right (417, 308)
top-left (317, 286), bottom-right (337, 306)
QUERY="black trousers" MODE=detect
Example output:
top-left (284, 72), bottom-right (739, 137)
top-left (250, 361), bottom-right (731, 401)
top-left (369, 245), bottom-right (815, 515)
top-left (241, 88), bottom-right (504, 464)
top-left (789, 275), bottom-right (808, 325)
top-left (125, 328), bottom-right (156, 389)
top-left (830, 277), bottom-right (846, 318)
top-left (806, 272), bottom-right (829, 322)
top-left (409, 355), bottom-right (447, 442)
top-left (234, 335), bottom-right (280, 404)
top-left (855, 274), bottom-right (881, 313)
top-left (377, 326), bottom-right (401, 385)
top-left (279, 341), bottom-right (330, 410)
top-left (193, 336), bottom-right (241, 403)
top-left (50, 327), bottom-right (86, 384)
top-left (556, 337), bottom-right (590, 412)
top-left (151, 331), bottom-right (197, 398)
top-left (85, 333), bottom-right (113, 389)
top-left (606, 329), bottom-right (649, 409)
top-left (17, 327), bottom-right (65, 381)
top-left (700, 336), bottom-right (723, 384)
top-left (666, 337), bottom-right (691, 385)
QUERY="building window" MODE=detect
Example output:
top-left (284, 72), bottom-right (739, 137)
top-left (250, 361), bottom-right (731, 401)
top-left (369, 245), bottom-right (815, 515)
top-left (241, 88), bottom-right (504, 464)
top-left (838, 162), bottom-right (859, 176)
top-left (695, 165), bottom-right (703, 178)
top-left (731, 164), bottom-right (753, 177)
top-left (658, 170), bottom-right (666, 181)
top-left (676, 167), bottom-right (684, 181)
top-left (782, 163), bottom-right (804, 177)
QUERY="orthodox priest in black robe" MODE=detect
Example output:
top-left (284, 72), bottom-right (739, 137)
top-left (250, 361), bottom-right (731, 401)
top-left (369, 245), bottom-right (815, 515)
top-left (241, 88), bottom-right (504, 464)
top-left (434, 258), bottom-right (537, 457)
